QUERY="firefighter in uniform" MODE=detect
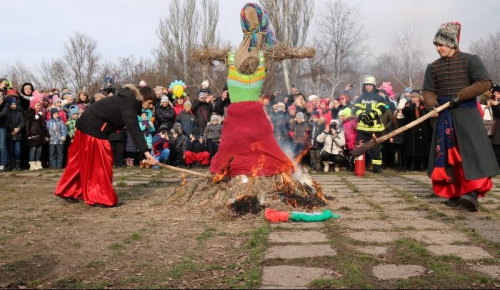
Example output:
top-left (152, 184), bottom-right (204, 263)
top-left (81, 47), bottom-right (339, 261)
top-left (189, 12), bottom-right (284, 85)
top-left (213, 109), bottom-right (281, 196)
top-left (353, 75), bottom-right (387, 173)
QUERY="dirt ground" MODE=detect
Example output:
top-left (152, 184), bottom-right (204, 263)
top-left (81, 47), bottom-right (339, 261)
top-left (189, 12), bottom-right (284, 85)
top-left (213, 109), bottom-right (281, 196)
top-left (0, 168), bottom-right (272, 289)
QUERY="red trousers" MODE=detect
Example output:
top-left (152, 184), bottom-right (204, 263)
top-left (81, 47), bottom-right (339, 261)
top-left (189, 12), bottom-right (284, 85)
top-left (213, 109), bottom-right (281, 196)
top-left (54, 130), bottom-right (117, 206)
top-left (433, 160), bottom-right (492, 199)
top-left (184, 151), bottom-right (210, 165)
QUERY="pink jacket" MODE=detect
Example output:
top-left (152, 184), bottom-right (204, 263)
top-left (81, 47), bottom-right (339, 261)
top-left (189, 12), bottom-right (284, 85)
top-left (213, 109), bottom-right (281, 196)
top-left (342, 117), bottom-right (358, 150)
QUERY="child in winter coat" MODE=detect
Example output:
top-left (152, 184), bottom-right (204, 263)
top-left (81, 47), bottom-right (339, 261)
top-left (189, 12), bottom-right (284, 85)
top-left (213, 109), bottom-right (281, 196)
top-left (46, 108), bottom-right (68, 169)
top-left (46, 96), bottom-right (67, 124)
top-left (25, 93), bottom-right (50, 170)
top-left (204, 114), bottom-right (222, 158)
top-left (151, 124), bottom-right (171, 168)
top-left (289, 112), bottom-right (311, 159)
top-left (66, 105), bottom-right (79, 143)
top-left (168, 123), bottom-right (188, 166)
top-left (6, 98), bottom-right (25, 171)
top-left (184, 127), bottom-right (210, 168)
top-left (307, 111), bottom-right (325, 171)
top-left (139, 111), bottom-right (155, 150)
top-left (338, 107), bottom-right (357, 171)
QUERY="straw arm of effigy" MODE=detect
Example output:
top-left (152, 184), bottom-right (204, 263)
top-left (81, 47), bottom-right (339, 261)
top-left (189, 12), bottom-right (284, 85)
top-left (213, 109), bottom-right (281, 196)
top-left (190, 44), bottom-right (316, 65)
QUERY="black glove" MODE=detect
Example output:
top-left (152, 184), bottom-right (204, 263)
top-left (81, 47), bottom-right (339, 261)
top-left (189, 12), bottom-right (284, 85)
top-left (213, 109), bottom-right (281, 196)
top-left (449, 96), bottom-right (462, 108)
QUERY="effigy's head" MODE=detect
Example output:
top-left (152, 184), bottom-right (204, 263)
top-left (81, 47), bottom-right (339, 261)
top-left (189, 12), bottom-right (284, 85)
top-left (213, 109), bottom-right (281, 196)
top-left (240, 3), bottom-right (276, 52)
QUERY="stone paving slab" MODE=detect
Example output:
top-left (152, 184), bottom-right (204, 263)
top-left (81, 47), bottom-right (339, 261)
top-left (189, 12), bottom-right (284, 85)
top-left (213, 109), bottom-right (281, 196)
top-left (393, 219), bottom-right (450, 230)
top-left (261, 265), bottom-right (335, 288)
top-left (375, 197), bottom-right (407, 203)
top-left (271, 223), bottom-right (324, 229)
top-left (342, 220), bottom-right (393, 230)
top-left (379, 203), bottom-right (415, 210)
top-left (470, 265), bottom-right (500, 278)
top-left (386, 211), bottom-right (429, 219)
top-left (353, 246), bottom-right (389, 256)
top-left (426, 245), bottom-right (493, 260)
top-left (406, 231), bottom-right (469, 245)
top-left (338, 203), bottom-right (374, 211)
top-left (265, 244), bottom-right (337, 259)
top-left (339, 213), bottom-right (380, 220)
top-left (371, 264), bottom-right (426, 280)
top-left (346, 231), bottom-right (399, 244)
top-left (269, 231), bottom-right (329, 244)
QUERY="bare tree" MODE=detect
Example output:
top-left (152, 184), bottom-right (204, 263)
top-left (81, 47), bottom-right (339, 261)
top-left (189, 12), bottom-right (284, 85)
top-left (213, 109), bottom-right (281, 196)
top-left (310, 0), bottom-right (365, 96)
top-left (37, 58), bottom-right (70, 90)
top-left (155, 0), bottom-right (223, 91)
top-left (6, 60), bottom-right (40, 90)
top-left (63, 32), bottom-right (102, 92)
top-left (390, 20), bottom-right (427, 90)
top-left (470, 31), bottom-right (500, 83)
top-left (261, 0), bottom-right (314, 94)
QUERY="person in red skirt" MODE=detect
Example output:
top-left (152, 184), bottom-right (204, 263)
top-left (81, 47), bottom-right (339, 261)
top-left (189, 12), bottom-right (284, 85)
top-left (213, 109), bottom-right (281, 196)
top-left (423, 22), bottom-right (499, 211)
top-left (54, 84), bottom-right (158, 207)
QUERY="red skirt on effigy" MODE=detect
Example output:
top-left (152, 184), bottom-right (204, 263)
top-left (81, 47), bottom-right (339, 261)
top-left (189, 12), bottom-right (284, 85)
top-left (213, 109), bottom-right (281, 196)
top-left (209, 101), bottom-right (293, 177)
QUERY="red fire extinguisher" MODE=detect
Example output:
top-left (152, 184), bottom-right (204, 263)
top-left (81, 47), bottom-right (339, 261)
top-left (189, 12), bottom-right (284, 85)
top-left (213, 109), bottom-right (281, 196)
top-left (354, 153), bottom-right (365, 177)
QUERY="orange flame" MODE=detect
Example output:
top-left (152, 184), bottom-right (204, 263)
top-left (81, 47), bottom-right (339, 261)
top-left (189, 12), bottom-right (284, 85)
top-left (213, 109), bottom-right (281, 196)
top-left (294, 144), bottom-right (311, 164)
top-left (181, 174), bottom-right (186, 186)
top-left (313, 181), bottom-right (327, 203)
top-left (285, 198), bottom-right (299, 208)
top-left (212, 169), bottom-right (227, 183)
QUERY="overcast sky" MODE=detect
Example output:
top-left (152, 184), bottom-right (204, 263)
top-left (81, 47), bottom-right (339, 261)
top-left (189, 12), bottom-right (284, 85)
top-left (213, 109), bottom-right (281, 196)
top-left (1, 0), bottom-right (498, 76)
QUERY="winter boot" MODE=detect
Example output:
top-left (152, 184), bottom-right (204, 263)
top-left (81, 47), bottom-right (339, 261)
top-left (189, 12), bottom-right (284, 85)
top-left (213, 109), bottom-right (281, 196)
top-left (373, 166), bottom-right (383, 173)
top-left (29, 162), bottom-right (37, 171)
top-left (323, 162), bottom-right (329, 173)
top-left (334, 164), bottom-right (341, 172)
top-left (143, 160), bottom-right (151, 169)
top-left (460, 192), bottom-right (479, 212)
top-left (139, 160), bottom-right (145, 169)
top-left (15, 160), bottom-right (21, 171)
top-left (366, 162), bottom-right (373, 171)
top-left (35, 161), bottom-right (43, 170)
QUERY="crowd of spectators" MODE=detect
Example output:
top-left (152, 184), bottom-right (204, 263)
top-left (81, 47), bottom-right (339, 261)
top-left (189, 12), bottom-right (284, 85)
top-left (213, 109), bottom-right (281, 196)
top-left (0, 76), bottom-right (498, 174)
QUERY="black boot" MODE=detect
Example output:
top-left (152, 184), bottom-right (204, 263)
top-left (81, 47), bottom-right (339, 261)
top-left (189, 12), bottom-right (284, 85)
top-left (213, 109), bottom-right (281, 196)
top-left (445, 197), bottom-right (461, 208)
top-left (15, 160), bottom-right (21, 171)
top-left (373, 166), bottom-right (383, 173)
top-left (460, 192), bottom-right (478, 212)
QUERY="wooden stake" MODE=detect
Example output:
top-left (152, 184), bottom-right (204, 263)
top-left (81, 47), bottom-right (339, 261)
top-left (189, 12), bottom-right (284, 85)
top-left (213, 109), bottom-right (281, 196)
top-left (157, 163), bottom-right (211, 178)
top-left (350, 102), bottom-right (450, 158)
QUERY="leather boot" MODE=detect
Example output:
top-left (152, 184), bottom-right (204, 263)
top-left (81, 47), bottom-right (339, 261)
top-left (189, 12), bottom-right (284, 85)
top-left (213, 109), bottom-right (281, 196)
top-left (15, 160), bottom-right (21, 171)
top-left (323, 161), bottom-right (329, 173)
top-left (460, 192), bottom-right (478, 212)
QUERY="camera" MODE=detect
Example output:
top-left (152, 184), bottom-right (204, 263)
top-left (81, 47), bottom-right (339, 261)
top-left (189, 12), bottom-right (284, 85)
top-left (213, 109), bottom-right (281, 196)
top-left (103, 86), bottom-right (116, 95)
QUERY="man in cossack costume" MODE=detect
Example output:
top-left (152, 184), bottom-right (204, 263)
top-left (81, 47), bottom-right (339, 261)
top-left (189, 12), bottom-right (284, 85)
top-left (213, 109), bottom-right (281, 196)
top-left (55, 85), bottom-right (158, 207)
top-left (422, 22), bottom-right (499, 211)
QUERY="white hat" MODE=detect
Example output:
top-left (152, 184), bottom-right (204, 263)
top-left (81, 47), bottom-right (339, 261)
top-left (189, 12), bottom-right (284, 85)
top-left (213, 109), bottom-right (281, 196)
top-left (308, 95), bottom-right (318, 102)
top-left (139, 80), bottom-right (147, 87)
top-left (201, 80), bottom-right (209, 87)
top-left (396, 98), bottom-right (407, 110)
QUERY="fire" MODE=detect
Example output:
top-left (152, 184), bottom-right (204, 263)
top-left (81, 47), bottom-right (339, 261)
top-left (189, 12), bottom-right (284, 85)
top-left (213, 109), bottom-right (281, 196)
top-left (312, 181), bottom-right (327, 203)
top-left (294, 144), bottom-right (311, 164)
top-left (251, 154), bottom-right (266, 177)
top-left (181, 174), bottom-right (186, 186)
top-left (212, 158), bottom-right (233, 183)
top-left (285, 198), bottom-right (299, 208)
top-left (212, 168), bottom-right (227, 183)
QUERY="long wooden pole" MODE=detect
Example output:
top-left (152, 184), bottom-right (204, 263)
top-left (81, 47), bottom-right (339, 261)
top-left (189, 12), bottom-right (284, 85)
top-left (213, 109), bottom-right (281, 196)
top-left (157, 163), bottom-right (211, 178)
top-left (350, 101), bottom-right (450, 158)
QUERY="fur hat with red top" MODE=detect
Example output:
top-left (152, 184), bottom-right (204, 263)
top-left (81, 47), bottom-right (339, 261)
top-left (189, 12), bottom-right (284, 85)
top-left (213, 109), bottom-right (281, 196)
top-left (30, 92), bottom-right (43, 110)
top-left (433, 22), bottom-right (461, 48)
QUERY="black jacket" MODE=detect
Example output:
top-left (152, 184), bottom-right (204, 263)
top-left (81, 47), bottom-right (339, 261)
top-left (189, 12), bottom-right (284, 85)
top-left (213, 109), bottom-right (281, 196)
top-left (76, 85), bottom-right (149, 152)
top-left (191, 100), bottom-right (213, 132)
top-left (187, 139), bottom-right (208, 153)
top-left (155, 105), bottom-right (176, 132)
top-left (6, 107), bottom-right (25, 140)
top-left (213, 96), bottom-right (230, 116)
